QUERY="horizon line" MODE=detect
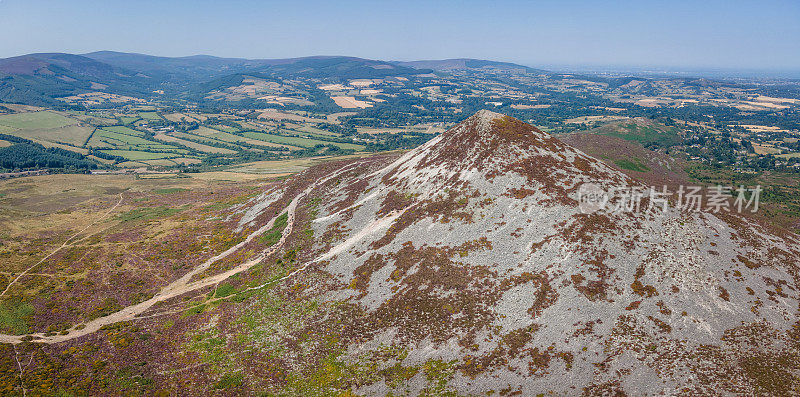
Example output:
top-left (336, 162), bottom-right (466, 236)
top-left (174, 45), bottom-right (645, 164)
top-left (3, 49), bottom-right (799, 78)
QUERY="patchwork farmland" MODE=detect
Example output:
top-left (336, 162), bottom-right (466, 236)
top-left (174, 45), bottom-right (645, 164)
top-left (0, 107), bottom-right (389, 169)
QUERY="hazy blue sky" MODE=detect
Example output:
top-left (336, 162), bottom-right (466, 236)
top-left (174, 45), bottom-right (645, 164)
top-left (1, 0), bottom-right (798, 71)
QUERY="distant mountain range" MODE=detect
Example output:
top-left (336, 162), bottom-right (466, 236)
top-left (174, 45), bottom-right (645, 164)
top-left (0, 51), bottom-right (541, 106)
top-left (394, 58), bottom-right (545, 73)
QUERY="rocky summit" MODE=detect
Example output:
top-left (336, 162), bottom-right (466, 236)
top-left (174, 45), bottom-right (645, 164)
top-left (235, 110), bottom-right (800, 394)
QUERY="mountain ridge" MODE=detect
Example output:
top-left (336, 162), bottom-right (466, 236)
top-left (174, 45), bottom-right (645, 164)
top-left (0, 51), bottom-right (443, 104)
top-left (393, 58), bottom-right (542, 73)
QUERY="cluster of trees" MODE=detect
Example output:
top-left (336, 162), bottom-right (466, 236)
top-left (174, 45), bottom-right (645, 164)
top-left (316, 123), bottom-right (357, 135)
top-left (89, 149), bottom-right (125, 163)
top-left (0, 134), bottom-right (97, 170)
top-left (364, 133), bottom-right (436, 152)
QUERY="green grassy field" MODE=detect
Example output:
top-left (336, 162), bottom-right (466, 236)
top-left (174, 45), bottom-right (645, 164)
top-left (119, 116), bottom-right (140, 124)
top-left (191, 127), bottom-right (276, 147)
top-left (99, 150), bottom-right (183, 161)
top-left (211, 124), bottom-right (240, 133)
top-left (241, 131), bottom-right (364, 150)
top-left (139, 112), bottom-right (162, 121)
top-left (0, 111), bottom-right (76, 130)
top-left (18, 125), bottom-right (95, 146)
top-left (93, 129), bottom-right (173, 148)
top-left (294, 125), bottom-right (341, 138)
top-left (103, 125), bottom-right (145, 136)
top-left (155, 134), bottom-right (236, 154)
top-left (172, 131), bottom-right (244, 149)
top-left (66, 111), bottom-right (117, 126)
top-left (0, 111), bottom-right (97, 146)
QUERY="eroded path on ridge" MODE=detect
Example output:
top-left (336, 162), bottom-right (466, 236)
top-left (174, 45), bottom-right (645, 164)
top-left (0, 165), bottom-right (354, 345)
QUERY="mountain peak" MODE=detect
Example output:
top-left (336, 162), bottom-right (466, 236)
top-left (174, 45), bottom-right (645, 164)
top-left (440, 109), bottom-right (555, 151)
top-left (288, 107), bottom-right (800, 395)
top-left (377, 111), bottom-right (627, 204)
top-left (473, 108), bottom-right (505, 121)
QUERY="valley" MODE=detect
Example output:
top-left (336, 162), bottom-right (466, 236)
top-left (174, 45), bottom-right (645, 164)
top-left (1, 53), bottom-right (799, 179)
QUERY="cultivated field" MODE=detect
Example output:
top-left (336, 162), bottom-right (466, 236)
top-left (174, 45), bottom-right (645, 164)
top-left (257, 109), bottom-right (326, 123)
top-left (331, 96), bottom-right (373, 109)
top-left (0, 111), bottom-right (94, 147)
top-left (0, 111), bottom-right (76, 130)
top-left (155, 134), bottom-right (236, 154)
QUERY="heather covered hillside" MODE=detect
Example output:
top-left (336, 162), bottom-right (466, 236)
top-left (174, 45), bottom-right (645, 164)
top-left (1, 111), bottom-right (798, 395)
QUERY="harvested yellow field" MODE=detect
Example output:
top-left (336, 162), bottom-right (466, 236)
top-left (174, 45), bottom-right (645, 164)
top-left (172, 157), bottom-right (202, 165)
top-left (318, 84), bottom-right (348, 91)
top-left (327, 112), bottom-right (357, 124)
top-left (332, 96), bottom-right (372, 109)
top-left (187, 171), bottom-right (279, 181)
top-left (58, 92), bottom-right (144, 105)
top-left (356, 127), bottom-right (409, 135)
top-left (635, 98), bottom-right (668, 107)
top-left (754, 95), bottom-right (799, 104)
top-left (205, 78), bottom-right (284, 101)
top-left (737, 125), bottom-right (791, 134)
top-left (511, 104), bottom-right (552, 110)
top-left (349, 79), bottom-right (375, 87)
top-left (752, 143), bottom-right (782, 155)
top-left (257, 109), bottom-right (325, 123)
top-left (0, 104), bottom-right (43, 112)
top-left (184, 113), bottom-right (208, 122)
top-left (742, 101), bottom-right (790, 110)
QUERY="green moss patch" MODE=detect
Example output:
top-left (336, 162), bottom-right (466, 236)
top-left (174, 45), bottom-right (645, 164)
top-left (259, 212), bottom-right (289, 246)
top-left (613, 157), bottom-right (650, 172)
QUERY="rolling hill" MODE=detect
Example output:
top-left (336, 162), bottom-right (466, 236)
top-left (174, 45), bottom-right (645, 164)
top-left (0, 52), bottom-right (434, 105)
top-left (0, 53), bottom-right (153, 105)
top-left (86, 52), bottom-right (429, 80)
top-left (394, 58), bottom-right (543, 73)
